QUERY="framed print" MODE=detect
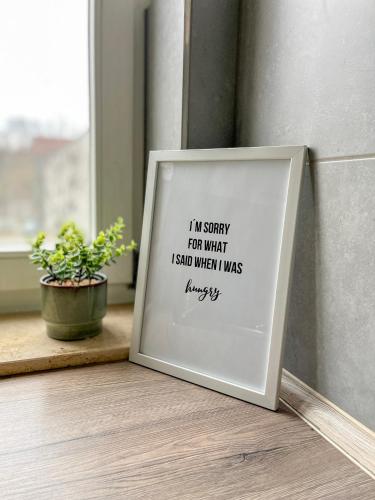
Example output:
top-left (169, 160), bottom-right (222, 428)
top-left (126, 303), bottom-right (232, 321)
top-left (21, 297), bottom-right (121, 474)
top-left (130, 146), bottom-right (307, 410)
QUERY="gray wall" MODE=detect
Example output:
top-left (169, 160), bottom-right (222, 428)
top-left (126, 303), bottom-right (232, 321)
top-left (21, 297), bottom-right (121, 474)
top-left (145, 0), bottom-right (375, 430)
top-left (187, 0), bottom-right (240, 148)
top-left (147, 0), bottom-right (240, 151)
top-left (236, 0), bottom-right (375, 429)
top-left (146, 0), bottom-right (185, 152)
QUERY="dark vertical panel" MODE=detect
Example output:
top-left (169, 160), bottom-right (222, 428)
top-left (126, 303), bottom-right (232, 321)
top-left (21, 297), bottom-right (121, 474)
top-left (187, 0), bottom-right (240, 148)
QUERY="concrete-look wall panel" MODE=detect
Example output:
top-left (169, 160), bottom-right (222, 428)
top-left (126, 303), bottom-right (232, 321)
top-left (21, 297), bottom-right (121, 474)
top-left (286, 158), bottom-right (375, 429)
top-left (236, 0), bottom-right (375, 160)
top-left (187, 0), bottom-right (240, 148)
top-left (146, 0), bottom-right (185, 151)
top-left (146, 0), bottom-right (375, 429)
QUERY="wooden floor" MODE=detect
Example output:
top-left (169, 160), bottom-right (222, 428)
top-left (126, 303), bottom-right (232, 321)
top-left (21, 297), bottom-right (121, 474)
top-left (0, 363), bottom-right (373, 499)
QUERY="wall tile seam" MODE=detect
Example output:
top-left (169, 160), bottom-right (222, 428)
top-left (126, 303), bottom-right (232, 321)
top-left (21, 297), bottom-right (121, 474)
top-left (311, 154), bottom-right (375, 165)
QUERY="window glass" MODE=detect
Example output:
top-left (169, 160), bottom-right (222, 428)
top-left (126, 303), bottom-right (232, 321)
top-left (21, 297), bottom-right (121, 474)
top-left (0, 0), bottom-right (90, 250)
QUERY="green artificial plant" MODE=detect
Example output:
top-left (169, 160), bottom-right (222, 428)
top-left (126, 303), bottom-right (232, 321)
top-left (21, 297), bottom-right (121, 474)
top-left (30, 217), bottom-right (136, 285)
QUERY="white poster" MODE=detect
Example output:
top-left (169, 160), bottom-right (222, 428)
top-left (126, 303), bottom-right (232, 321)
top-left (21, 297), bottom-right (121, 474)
top-left (131, 148), bottom-right (306, 410)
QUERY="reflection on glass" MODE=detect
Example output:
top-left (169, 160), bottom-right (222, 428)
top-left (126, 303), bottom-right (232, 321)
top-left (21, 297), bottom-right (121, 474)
top-left (0, 0), bottom-right (90, 250)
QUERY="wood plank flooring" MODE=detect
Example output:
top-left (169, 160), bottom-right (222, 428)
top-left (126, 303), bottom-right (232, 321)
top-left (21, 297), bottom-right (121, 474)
top-left (0, 362), bottom-right (373, 499)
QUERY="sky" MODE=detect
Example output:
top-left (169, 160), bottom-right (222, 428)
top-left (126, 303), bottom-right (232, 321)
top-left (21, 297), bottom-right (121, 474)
top-left (0, 0), bottom-right (89, 137)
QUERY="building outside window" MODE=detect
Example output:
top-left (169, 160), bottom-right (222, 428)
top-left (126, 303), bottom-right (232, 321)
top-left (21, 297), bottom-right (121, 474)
top-left (0, 0), bottom-right (90, 251)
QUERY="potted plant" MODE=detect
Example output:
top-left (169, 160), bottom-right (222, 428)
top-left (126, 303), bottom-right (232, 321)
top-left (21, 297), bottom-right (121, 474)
top-left (30, 217), bottom-right (136, 341)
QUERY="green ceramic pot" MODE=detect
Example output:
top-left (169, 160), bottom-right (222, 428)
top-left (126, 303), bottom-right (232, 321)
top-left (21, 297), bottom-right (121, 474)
top-left (40, 273), bottom-right (107, 341)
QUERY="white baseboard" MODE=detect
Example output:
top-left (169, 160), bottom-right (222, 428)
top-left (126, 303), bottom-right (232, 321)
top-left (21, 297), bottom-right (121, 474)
top-left (280, 369), bottom-right (375, 479)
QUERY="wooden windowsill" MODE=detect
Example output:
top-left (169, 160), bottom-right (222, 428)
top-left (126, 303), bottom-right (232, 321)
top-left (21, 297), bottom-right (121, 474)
top-left (0, 304), bottom-right (133, 376)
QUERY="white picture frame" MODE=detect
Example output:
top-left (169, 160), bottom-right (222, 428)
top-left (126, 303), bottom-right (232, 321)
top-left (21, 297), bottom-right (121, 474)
top-left (130, 146), bottom-right (307, 410)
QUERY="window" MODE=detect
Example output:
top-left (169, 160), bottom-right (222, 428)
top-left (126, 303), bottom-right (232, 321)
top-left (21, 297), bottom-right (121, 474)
top-left (0, 0), bottom-right (90, 250)
top-left (0, 0), bottom-right (147, 313)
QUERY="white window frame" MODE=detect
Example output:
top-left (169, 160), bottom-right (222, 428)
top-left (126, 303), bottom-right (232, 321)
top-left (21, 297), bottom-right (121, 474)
top-left (0, 0), bottom-right (148, 313)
